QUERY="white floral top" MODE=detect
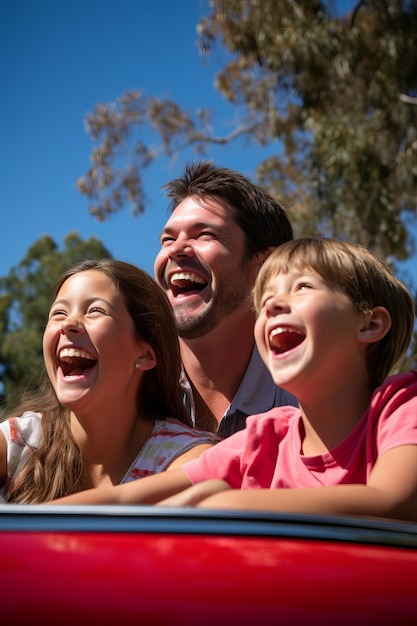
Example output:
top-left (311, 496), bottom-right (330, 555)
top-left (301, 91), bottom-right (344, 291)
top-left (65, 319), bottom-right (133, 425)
top-left (0, 411), bottom-right (220, 501)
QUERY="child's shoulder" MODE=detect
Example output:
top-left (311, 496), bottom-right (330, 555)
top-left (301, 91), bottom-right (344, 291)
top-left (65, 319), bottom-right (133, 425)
top-left (373, 370), bottom-right (417, 401)
top-left (245, 405), bottom-right (300, 436)
top-left (369, 371), bottom-right (417, 423)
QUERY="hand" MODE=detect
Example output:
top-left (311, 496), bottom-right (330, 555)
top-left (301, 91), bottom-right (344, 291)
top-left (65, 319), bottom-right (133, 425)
top-left (156, 479), bottom-right (231, 507)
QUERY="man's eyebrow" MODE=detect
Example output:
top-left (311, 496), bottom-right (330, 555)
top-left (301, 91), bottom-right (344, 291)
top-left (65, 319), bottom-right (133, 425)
top-left (161, 221), bottom-right (222, 235)
top-left (160, 225), bottom-right (174, 235)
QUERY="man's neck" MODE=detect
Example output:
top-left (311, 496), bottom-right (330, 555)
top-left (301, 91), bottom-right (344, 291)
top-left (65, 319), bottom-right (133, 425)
top-left (180, 312), bottom-right (256, 428)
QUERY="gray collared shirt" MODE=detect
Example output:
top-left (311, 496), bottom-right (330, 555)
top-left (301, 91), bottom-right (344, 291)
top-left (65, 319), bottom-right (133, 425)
top-left (181, 344), bottom-right (298, 438)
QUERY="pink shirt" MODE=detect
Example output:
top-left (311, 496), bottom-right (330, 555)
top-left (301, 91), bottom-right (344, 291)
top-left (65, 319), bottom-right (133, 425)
top-left (182, 371), bottom-right (417, 489)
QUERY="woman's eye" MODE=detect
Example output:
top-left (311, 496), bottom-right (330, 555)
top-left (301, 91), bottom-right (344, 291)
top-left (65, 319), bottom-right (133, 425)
top-left (49, 309), bottom-right (66, 319)
top-left (89, 307), bottom-right (106, 314)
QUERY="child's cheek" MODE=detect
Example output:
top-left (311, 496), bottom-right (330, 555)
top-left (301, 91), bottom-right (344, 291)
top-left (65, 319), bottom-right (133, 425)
top-left (254, 316), bottom-right (267, 352)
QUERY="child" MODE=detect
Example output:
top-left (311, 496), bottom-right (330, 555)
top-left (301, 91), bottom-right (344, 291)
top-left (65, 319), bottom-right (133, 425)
top-left (50, 240), bottom-right (417, 523)
top-left (0, 259), bottom-right (218, 503)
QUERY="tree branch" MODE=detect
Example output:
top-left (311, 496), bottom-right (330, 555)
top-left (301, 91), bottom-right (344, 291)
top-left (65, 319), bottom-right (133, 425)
top-left (399, 93), bottom-right (417, 105)
top-left (185, 122), bottom-right (260, 147)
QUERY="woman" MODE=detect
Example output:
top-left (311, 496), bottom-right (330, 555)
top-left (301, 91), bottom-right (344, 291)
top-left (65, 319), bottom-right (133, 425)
top-left (0, 259), bottom-right (219, 503)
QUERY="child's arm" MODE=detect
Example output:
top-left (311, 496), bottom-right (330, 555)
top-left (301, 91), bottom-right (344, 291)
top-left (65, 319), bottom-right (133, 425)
top-left (49, 467), bottom-right (193, 505)
top-left (165, 445), bottom-right (417, 523)
top-left (156, 479), bottom-right (231, 507)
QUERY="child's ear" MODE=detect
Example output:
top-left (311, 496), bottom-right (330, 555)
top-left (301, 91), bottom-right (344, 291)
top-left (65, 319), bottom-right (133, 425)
top-left (357, 306), bottom-right (392, 344)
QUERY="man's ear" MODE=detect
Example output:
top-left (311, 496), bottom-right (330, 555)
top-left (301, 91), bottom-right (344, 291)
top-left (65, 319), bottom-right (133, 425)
top-left (357, 306), bottom-right (392, 344)
top-left (253, 247), bottom-right (274, 272)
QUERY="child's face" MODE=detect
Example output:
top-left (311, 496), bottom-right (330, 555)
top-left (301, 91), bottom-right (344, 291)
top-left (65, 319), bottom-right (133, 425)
top-left (254, 268), bottom-right (368, 400)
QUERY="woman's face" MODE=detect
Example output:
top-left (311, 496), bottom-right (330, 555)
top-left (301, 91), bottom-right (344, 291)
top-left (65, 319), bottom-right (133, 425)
top-left (43, 270), bottom-right (150, 417)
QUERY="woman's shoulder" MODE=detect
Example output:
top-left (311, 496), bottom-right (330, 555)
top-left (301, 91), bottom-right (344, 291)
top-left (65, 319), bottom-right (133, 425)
top-left (0, 411), bottom-right (42, 444)
top-left (122, 418), bottom-right (220, 482)
top-left (151, 417), bottom-right (220, 442)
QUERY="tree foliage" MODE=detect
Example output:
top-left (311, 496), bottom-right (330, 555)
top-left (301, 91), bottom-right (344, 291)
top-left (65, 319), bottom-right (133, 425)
top-left (0, 232), bottom-right (112, 411)
top-left (78, 0), bottom-right (417, 265)
top-left (76, 0), bottom-right (416, 365)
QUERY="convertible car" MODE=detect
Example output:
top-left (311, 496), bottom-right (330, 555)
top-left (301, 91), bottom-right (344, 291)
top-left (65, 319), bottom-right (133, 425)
top-left (0, 504), bottom-right (416, 624)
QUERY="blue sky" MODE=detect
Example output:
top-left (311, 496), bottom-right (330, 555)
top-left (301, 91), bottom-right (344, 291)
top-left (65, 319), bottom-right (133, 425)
top-left (2, 0), bottom-right (416, 286)
top-left (1, 0), bottom-right (267, 279)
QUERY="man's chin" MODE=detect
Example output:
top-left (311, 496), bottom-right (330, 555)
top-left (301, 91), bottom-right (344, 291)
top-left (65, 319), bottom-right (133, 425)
top-left (176, 316), bottom-right (216, 340)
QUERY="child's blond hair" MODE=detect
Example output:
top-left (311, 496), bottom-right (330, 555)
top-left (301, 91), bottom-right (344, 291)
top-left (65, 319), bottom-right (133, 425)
top-left (253, 238), bottom-right (415, 389)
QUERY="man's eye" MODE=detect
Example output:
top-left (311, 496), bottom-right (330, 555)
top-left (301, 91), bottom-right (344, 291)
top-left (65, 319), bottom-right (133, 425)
top-left (161, 236), bottom-right (175, 246)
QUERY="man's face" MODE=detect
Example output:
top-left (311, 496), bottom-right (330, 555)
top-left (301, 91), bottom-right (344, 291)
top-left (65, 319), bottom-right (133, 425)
top-left (154, 196), bottom-right (258, 339)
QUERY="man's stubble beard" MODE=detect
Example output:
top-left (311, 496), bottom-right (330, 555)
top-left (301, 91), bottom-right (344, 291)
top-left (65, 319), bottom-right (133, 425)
top-left (174, 263), bottom-right (253, 340)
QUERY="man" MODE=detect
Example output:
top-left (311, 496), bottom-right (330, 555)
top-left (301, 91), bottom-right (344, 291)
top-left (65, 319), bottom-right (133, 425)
top-left (154, 161), bottom-right (297, 437)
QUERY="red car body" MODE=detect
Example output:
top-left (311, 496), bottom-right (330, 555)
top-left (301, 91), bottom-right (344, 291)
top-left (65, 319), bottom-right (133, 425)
top-left (1, 505), bottom-right (416, 625)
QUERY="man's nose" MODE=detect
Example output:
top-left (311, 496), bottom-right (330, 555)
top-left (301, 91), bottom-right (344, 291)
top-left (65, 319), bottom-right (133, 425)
top-left (168, 236), bottom-right (194, 258)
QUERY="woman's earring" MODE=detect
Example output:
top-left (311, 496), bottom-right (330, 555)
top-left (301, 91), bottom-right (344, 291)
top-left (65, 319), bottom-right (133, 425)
top-left (135, 358), bottom-right (142, 371)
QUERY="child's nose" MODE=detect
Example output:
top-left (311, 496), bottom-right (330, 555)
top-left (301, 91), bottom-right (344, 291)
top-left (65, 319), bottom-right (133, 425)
top-left (266, 295), bottom-right (290, 317)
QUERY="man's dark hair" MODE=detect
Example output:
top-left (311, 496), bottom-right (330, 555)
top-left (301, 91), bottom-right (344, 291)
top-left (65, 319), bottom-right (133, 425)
top-left (163, 161), bottom-right (293, 258)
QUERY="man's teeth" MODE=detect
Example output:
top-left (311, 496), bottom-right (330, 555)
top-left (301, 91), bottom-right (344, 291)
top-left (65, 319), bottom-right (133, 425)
top-left (59, 348), bottom-right (95, 362)
top-left (170, 271), bottom-right (205, 286)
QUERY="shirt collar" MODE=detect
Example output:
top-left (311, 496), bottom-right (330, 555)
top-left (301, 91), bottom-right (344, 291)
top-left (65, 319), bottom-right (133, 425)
top-left (180, 344), bottom-right (278, 426)
top-left (226, 343), bottom-right (277, 418)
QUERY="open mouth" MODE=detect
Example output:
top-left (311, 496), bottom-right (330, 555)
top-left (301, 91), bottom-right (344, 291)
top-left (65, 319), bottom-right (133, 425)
top-left (58, 348), bottom-right (97, 377)
top-left (169, 271), bottom-right (207, 297)
top-left (268, 327), bottom-right (305, 354)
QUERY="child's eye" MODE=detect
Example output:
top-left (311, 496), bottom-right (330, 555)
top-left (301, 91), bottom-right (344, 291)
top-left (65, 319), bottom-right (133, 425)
top-left (296, 282), bottom-right (313, 291)
top-left (259, 295), bottom-right (273, 310)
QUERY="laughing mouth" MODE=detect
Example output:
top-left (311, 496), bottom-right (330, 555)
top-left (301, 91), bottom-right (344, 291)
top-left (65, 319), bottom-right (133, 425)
top-left (268, 327), bottom-right (305, 354)
top-left (168, 271), bottom-right (207, 297)
top-left (58, 347), bottom-right (97, 377)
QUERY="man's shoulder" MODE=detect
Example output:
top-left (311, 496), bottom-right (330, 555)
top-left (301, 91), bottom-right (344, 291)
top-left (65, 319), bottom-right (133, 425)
top-left (234, 344), bottom-right (297, 412)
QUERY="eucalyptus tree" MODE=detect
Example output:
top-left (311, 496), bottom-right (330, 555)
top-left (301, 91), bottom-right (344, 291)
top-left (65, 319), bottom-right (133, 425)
top-left (78, 0), bottom-right (417, 266)
top-left (76, 0), bottom-right (416, 365)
